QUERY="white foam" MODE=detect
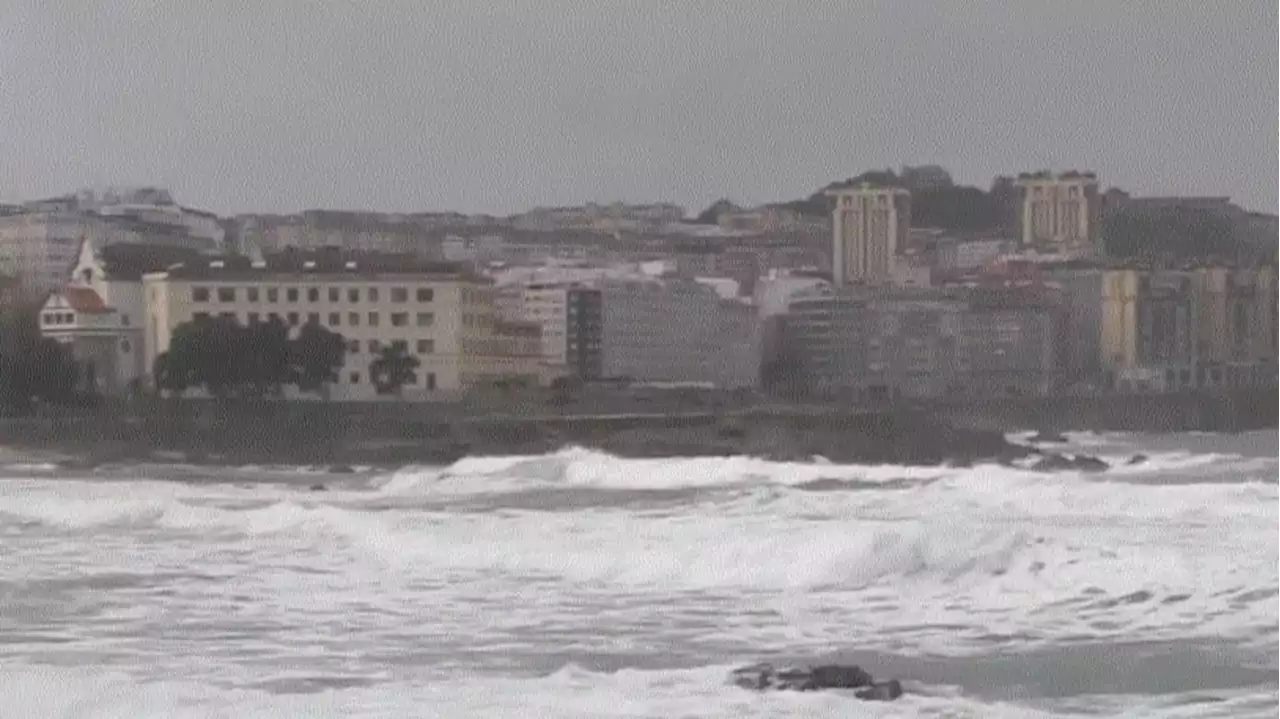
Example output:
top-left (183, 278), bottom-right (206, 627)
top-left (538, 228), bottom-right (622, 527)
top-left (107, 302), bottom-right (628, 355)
top-left (1, 663), bottom-right (1275, 719)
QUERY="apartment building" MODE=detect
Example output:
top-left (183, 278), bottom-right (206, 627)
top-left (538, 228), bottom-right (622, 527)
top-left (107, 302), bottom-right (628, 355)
top-left (496, 283), bottom-right (603, 382)
top-left (142, 253), bottom-right (532, 400)
top-left (0, 209), bottom-right (219, 299)
top-left (1102, 266), bottom-right (1277, 392)
top-left (1015, 171), bottom-right (1101, 250)
top-left (601, 278), bottom-right (761, 388)
top-left (826, 184), bottom-right (912, 288)
top-left (782, 287), bottom-right (1060, 400)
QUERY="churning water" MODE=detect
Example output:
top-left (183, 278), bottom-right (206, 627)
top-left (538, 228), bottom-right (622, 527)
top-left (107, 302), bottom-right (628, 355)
top-left (0, 431), bottom-right (1275, 717)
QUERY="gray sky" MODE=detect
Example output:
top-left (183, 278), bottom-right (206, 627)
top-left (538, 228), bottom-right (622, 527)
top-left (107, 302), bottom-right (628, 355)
top-left (1, 1), bottom-right (1276, 216)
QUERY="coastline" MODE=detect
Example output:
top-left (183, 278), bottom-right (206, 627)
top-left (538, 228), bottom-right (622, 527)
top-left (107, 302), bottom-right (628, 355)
top-left (0, 389), bottom-right (1272, 470)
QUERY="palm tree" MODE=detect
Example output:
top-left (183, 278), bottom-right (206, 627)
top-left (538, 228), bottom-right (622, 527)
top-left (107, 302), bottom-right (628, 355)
top-left (369, 341), bottom-right (420, 399)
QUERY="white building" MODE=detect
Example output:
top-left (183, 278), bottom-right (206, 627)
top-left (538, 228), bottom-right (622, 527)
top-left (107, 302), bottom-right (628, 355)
top-left (141, 255), bottom-right (541, 401)
top-left (496, 282), bottom-right (604, 382)
top-left (38, 238), bottom-right (205, 395)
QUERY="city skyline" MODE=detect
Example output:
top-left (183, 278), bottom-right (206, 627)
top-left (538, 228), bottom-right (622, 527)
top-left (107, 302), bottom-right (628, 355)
top-left (1, 1), bottom-right (1276, 217)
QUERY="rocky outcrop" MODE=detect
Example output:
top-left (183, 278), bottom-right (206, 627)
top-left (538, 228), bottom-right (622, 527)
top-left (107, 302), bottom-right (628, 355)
top-left (1027, 452), bottom-right (1110, 473)
top-left (730, 663), bottom-right (904, 701)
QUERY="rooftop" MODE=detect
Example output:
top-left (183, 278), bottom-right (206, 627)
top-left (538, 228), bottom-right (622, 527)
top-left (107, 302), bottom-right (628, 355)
top-left (61, 287), bottom-right (111, 314)
top-left (150, 250), bottom-right (483, 282)
top-left (99, 242), bottom-right (207, 281)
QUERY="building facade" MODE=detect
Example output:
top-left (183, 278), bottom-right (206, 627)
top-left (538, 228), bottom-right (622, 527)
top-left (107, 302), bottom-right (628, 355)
top-left (600, 278), bottom-right (761, 388)
top-left (1102, 266), bottom-right (1277, 392)
top-left (1015, 171), bottom-right (1101, 250)
top-left (827, 184), bottom-right (911, 288)
top-left (37, 238), bottom-right (206, 395)
top-left (141, 255), bottom-right (536, 401)
top-left (782, 287), bottom-right (1060, 400)
top-left (495, 282), bottom-right (603, 382)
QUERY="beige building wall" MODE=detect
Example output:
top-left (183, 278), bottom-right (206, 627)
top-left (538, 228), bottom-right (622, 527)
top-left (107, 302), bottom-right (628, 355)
top-left (827, 185), bottom-right (911, 288)
top-left (1016, 173), bottom-right (1101, 249)
top-left (142, 270), bottom-right (483, 400)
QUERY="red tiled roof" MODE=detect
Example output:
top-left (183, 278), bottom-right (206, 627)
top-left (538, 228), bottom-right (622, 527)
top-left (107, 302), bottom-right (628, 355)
top-left (62, 287), bottom-right (110, 313)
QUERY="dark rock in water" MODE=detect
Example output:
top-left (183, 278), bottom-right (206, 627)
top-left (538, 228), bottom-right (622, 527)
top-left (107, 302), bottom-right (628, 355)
top-left (1029, 430), bottom-right (1069, 444)
top-left (1126, 453), bottom-right (1149, 466)
top-left (855, 679), bottom-right (904, 701)
top-left (730, 663), bottom-right (896, 699)
top-left (1030, 452), bottom-right (1109, 473)
top-left (308, 483), bottom-right (328, 492)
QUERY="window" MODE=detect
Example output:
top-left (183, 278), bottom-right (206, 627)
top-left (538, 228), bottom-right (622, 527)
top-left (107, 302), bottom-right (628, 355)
top-left (41, 312), bottom-right (54, 325)
top-left (120, 314), bottom-right (130, 327)
top-left (391, 312), bottom-right (408, 327)
top-left (329, 287), bottom-right (340, 302)
top-left (247, 287), bottom-right (260, 302)
top-left (286, 288), bottom-right (299, 302)
top-left (328, 312), bottom-right (340, 326)
top-left (268, 312), bottom-right (281, 323)
top-left (348, 312), bottom-right (360, 326)
top-left (368, 288), bottom-right (380, 302)
top-left (287, 312), bottom-right (299, 326)
top-left (219, 311), bottom-right (236, 320)
top-left (192, 287), bottom-right (210, 302)
top-left (307, 312), bottom-right (320, 325)
top-left (217, 287), bottom-right (235, 302)
top-left (416, 288), bottom-right (434, 302)
top-left (346, 339), bottom-right (359, 353)
top-left (193, 312), bottom-right (210, 322)
top-left (368, 312), bottom-right (379, 327)
top-left (120, 339), bottom-right (131, 353)
top-left (416, 312), bottom-right (434, 327)
top-left (267, 288), bottom-right (279, 303)
top-left (391, 287), bottom-right (408, 303)
top-left (425, 372), bottom-right (436, 391)
top-left (368, 339), bottom-right (381, 353)
top-left (307, 287), bottom-right (319, 302)
top-left (416, 339), bottom-right (434, 354)
top-left (248, 312), bottom-right (260, 324)
top-left (348, 288), bottom-right (359, 302)
top-left (349, 372), bottom-right (360, 384)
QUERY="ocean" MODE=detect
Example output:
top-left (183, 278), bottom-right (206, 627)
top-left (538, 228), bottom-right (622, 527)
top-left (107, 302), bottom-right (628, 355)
top-left (0, 430), bottom-right (1275, 718)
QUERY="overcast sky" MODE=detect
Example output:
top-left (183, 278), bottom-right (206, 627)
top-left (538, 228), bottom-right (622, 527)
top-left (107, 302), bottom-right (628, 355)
top-left (1, 1), bottom-right (1275, 216)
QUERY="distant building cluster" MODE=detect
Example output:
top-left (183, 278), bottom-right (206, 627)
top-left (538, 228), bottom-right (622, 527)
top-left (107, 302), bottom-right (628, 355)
top-left (3, 169), bottom-right (1274, 402)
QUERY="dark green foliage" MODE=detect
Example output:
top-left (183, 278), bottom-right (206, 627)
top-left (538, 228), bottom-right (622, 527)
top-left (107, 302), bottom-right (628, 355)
top-left (777, 169), bottom-right (1019, 234)
top-left (1103, 207), bottom-right (1244, 262)
top-left (0, 310), bottom-right (81, 414)
top-left (369, 341), bottom-right (420, 396)
top-left (292, 320), bottom-right (347, 395)
top-left (155, 316), bottom-right (345, 399)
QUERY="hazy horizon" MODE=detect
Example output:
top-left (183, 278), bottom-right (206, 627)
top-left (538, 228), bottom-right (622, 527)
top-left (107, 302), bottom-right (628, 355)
top-left (2, 1), bottom-right (1276, 217)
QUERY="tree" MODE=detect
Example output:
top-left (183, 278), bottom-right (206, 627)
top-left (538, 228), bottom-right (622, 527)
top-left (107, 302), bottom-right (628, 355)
top-left (368, 341), bottom-right (420, 397)
top-left (290, 321), bottom-right (346, 397)
top-left (241, 317), bottom-right (293, 398)
top-left (0, 309), bottom-right (81, 414)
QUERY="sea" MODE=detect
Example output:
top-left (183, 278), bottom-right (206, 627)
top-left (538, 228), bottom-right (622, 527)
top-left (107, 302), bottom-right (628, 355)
top-left (0, 430), bottom-right (1275, 718)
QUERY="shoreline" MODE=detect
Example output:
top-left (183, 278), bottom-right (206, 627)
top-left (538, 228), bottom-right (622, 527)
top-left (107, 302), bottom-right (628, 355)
top-left (0, 390), bottom-right (1272, 471)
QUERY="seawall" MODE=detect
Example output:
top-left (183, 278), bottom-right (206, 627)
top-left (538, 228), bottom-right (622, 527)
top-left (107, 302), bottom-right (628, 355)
top-left (0, 402), bottom-right (1013, 467)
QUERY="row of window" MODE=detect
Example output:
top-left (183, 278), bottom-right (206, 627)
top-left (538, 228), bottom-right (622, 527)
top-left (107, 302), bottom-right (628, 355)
top-left (43, 311), bottom-right (75, 325)
top-left (346, 338), bottom-right (435, 355)
top-left (193, 310), bottom-right (434, 328)
top-left (346, 369), bottom-right (437, 390)
top-left (191, 285), bottom-right (436, 304)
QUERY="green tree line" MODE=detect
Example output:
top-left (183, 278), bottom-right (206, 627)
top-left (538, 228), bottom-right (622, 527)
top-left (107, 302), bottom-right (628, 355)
top-left (154, 315), bottom-right (422, 399)
top-left (0, 308), bottom-right (82, 415)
